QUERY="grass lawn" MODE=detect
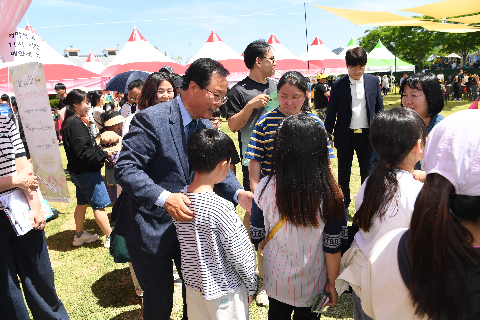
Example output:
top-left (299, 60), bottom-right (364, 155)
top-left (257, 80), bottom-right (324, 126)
top-left (42, 93), bottom-right (473, 319)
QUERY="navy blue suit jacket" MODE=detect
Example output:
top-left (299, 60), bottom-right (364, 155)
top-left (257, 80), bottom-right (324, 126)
top-left (324, 73), bottom-right (384, 150)
top-left (114, 97), bottom-right (242, 257)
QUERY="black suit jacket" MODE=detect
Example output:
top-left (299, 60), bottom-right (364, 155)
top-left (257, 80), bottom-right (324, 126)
top-left (324, 73), bottom-right (383, 150)
top-left (114, 97), bottom-right (242, 257)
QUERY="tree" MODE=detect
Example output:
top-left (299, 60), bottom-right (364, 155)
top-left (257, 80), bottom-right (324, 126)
top-left (443, 32), bottom-right (480, 65)
top-left (359, 26), bottom-right (442, 70)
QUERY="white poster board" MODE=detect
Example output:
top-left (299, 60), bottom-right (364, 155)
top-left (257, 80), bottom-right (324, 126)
top-left (9, 62), bottom-right (71, 203)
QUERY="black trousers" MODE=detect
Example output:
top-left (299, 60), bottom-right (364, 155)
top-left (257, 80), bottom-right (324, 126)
top-left (127, 240), bottom-right (187, 320)
top-left (0, 213), bottom-right (68, 320)
top-left (336, 130), bottom-right (372, 209)
top-left (268, 296), bottom-right (318, 320)
top-left (454, 84), bottom-right (461, 100)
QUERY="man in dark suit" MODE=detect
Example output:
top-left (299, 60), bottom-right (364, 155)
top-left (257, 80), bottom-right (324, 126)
top-left (114, 58), bottom-right (253, 320)
top-left (324, 47), bottom-right (384, 210)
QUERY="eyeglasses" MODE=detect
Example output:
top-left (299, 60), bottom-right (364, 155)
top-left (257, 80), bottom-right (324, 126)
top-left (259, 56), bottom-right (275, 62)
top-left (348, 66), bottom-right (365, 73)
top-left (204, 87), bottom-right (228, 104)
top-left (209, 117), bottom-right (221, 123)
top-left (130, 94), bottom-right (140, 101)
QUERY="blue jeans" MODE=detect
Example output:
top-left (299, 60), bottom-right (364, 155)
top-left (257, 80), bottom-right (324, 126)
top-left (0, 212), bottom-right (68, 319)
top-left (70, 171), bottom-right (110, 210)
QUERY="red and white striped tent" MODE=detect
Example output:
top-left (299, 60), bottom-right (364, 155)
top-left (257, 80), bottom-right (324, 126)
top-left (187, 31), bottom-right (248, 82)
top-left (82, 52), bottom-right (105, 74)
top-left (267, 34), bottom-right (323, 77)
top-left (101, 27), bottom-right (186, 77)
top-left (0, 24), bottom-right (108, 94)
top-left (300, 36), bottom-right (347, 75)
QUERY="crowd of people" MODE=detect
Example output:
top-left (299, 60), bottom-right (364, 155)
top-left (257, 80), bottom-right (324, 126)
top-left (1, 38), bottom-right (480, 320)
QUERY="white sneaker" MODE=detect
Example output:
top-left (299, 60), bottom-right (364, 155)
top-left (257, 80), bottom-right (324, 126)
top-left (256, 280), bottom-right (269, 306)
top-left (104, 236), bottom-right (111, 248)
top-left (72, 231), bottom-right (99, 246)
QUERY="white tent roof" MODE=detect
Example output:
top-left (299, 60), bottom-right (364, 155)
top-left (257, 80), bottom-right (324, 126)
top-left (106, 27), bottom-right (175, 66)
top-left (368, 40), bottom-right (396, 60)
top-left (187, 30), bottom-right (248, 81)
top-left (267, 34), bottom-right (299, 60)
top-left (82, 52), bottom-right (105, 74)
top-left (300, 36), bottom-right (339, 61)
top-left (100, 27), bottom-right (186, 76)
top-left (338, 38), bottom-right (359, 59)
top-left (187, 31), bottom-right (243, 64)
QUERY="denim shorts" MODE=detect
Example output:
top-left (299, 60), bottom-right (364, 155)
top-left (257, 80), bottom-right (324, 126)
top-left (70, 171), bottom-right (111, 210)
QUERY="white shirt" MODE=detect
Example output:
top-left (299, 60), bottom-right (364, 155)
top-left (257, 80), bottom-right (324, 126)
top-left (120, 102), bottom-right (133, 119)
top-left (254, 176), bottom-right (331, 307)
top-left (354, 170), bottom-right (423, 257)
top-left (173, 188), bottom-right (257, 300)
top-left (349, 75), bottom-right (368, 129)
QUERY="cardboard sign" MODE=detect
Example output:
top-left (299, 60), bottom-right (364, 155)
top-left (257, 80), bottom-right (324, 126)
top-left (9, 62), bottom-right (71, 203)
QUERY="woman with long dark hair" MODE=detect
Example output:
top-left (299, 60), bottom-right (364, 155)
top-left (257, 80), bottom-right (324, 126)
top-left (360, 109), bottom-right (480, 319)
top-left (336, 107), bottom-right (427, 319)
top-left (61, 89), bottom-right (112, 248)
top-left (250, 114), bottom-right (344, 319)
top-left (122, 72), bottom-right (175, 135)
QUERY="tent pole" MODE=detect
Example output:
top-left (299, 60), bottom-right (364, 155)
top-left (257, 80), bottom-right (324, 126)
top-left (304, 3), bottom-right (309, 72)
top-left (395, 26), bottom-right (397, 94)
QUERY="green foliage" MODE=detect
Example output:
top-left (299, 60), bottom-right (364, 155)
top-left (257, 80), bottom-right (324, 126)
top-left (359, 13), bottom-right (480, 69)
top-left (50, 97), bottom-right (59, 109)
top-left (359, 26), bottom-right (442, 69)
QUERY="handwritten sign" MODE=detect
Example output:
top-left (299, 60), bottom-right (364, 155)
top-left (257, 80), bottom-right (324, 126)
top-left (0, 0), bottom-right (32, 57)
top-left (0, 29), bottom-right (42, 63)
top-left (9, 62), bottom-right (71, 203)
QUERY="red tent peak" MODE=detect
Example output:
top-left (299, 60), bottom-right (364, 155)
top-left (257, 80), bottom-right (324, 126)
top-left (128, 28), bottom-right (146, 42)
top-left (241, 51), bottom-right (244, 57)
top-left (206, 31), bottom-right (223, 43)
top-left (86, 52), bottom-right (100, 63)
top-left (267, 34), bottom-right (281, 45)
top-left (311, 36), bottom-right (324, 46)
top-left (25, 23), bottom-right (40, 39)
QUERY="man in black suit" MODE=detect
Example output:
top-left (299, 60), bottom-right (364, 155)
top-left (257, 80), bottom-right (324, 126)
top-left (115, 58), bottom-right (253, 320)
top-left (324, 47), bottom-right (384, 210)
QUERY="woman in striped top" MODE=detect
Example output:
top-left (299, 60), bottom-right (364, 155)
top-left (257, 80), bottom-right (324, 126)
top-left (250, 114), bottom-right (344, 319)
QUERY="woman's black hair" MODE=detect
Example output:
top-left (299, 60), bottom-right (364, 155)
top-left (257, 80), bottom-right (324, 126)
top-left (259, 114), bottom-right (344, 227)
top-left (400, 72), bottom-right (444, 118)
top-left (60, 89), bottom-right (89, 134)
top-left (87, 90), bottom-right (103, 108)
top-left (409, 174), bottom-right (480, 320)
top-left (277, 71), bottom-right (311, 112)
top-left (138, 72), bottom-right (175, 111)
top-left (353, 107), bottom-right (427, 232)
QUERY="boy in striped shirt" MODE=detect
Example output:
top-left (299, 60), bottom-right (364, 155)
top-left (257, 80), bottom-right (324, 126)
top-left (173, 128), bottom-right (257, 320)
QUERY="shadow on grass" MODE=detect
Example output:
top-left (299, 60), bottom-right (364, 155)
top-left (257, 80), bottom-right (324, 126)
top-left (110, 308), bottom-right (143, 320)
top-left (92, 267), bottom-right (141, 308)
top-left (47, 219), bottom-right (105, 251)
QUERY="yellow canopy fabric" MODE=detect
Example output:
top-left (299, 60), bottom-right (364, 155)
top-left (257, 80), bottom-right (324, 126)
top-left (423, 23), bottom-right (479, 33)
top-left (447, 14), bottom-right (480, 25)
top-left (400, 0), bottom-right (480, 19)
top-left (310, 5), bottom-right (421, 26)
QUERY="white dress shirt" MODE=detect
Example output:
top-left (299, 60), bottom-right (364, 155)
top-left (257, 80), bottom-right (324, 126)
top-left (349, 75), bottom-right (368, 129)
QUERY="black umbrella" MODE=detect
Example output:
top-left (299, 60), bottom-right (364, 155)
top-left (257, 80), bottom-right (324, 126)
top-left (104, 70), bottom-right (150, 94)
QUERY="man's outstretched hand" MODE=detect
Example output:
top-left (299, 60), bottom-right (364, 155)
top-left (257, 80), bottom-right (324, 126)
top-left (164, 193), bottom-right (194, 222)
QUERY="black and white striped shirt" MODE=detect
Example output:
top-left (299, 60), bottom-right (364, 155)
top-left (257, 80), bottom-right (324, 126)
top-left (173, 188), bottom-right (257, 300)
top-left (0, 115), bottom-right (26, 201)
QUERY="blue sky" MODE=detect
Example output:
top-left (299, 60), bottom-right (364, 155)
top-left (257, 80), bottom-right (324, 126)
top-left (19, 0), bottom-right (438, 64)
